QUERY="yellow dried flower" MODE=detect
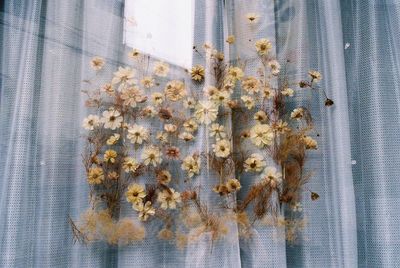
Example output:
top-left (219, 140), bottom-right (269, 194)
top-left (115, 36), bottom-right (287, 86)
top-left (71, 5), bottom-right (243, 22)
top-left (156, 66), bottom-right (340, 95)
top-left (104, 149), bottom-right (117, 163)
top-left (190, 65), bottom-right (205, 81)
top-left (255, 38), bottom-right (272, 55)
top-left (226, 35), bottom-right (235, 44)
top-left (125, 183), bottom-right (146, 204)
top-left (164, 80), bottom-right (187, 101)
top-left (87, 167), bottom-right (104, 185)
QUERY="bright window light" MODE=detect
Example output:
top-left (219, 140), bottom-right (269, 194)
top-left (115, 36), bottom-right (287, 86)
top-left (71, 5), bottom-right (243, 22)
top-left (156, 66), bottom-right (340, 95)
top-left (124, 0), bottom-right (195, 69)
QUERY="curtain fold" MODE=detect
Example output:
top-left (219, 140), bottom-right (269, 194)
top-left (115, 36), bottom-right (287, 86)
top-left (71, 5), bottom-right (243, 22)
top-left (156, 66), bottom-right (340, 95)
top-left (0, 0), bottom-right (399, 267)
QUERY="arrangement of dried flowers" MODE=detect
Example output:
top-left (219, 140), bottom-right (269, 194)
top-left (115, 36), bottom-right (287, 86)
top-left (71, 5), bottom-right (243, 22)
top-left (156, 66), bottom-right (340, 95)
top-left (70, 29), bottom-right (333, 248)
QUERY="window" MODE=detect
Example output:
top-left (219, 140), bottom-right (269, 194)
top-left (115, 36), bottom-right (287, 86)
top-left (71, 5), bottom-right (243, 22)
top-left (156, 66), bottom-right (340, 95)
top-left (124, 0), bottom-right (195, 69)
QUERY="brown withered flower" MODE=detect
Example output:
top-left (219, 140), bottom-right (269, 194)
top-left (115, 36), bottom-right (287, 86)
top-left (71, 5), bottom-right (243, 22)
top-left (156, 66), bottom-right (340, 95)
top-left (299, 80), bottom-right (310, 88)
top-left (213, 184), bottom-right (229, 196)
top-left (165, 146), bottom-right (181, 160)
top-left (158, 107), bottom-right (173, 120)
top-left (325, 98), bottom-right (334, 106)
top-left (311, 192), bottom-right (320, 201)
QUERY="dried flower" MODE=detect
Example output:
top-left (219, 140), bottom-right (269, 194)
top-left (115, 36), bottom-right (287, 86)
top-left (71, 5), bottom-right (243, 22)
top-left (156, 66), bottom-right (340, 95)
top-left (254, 111), bottom-right (268, 123)
top-left (82, 115), bottom-right (100, 130)
top-left (122, 157), bottom-right (139, 173)
top-left (311, 192), bottom-right (320, 201)
top-left (106, 133), bottom-right (120, 145)
top-left (101, 83), bottom-right (114, 95)
top-left (156, 131), bottom-right (169, 143)
top-left (153, 61), bottom-right (170, 77)
top-left (126, 183), bottom-right (146, 204)
top-left (272, 120), bottom-right (290, 133)
top-left (261, 167), bottom-right (282, 188)
top-left (212, 139), bottom-right (231, 158)
top-left (242, 76), bottom-right (260, 94)
top-left (227, 66), bottom-right (244, 81)
top-left (244, 153), bottom-right (266, 172)
top-left (250, 124), bottom-right (274, 147)
top-left (325, 98), bottom-right (334, 106)
top-left (246, 13), bottom-right (260, 23)
top-left (281, 87), bottom-right (294, 97)
top-left (157, 188), bottom-right (182, 209)
top-left (151, 92), bottom-right (164, 106)
top-left (190, 65), bottom-right (205, 81)
top-left (158, 108), bottom-right (173, 120)
top-left (127, 124), bottom-right (149, 144)
top-left (308, 70), bottom-right (322, 82)
top-left (88, 167), bottom-right (104, 185)
top-left (268, 60), bottom-right (281, 75)
top-left (195, 100), bottom-right (218, 125)
top-left (164, 124), bottom-right (177, 133)
top-left (209, 123), bottom-right (226, 140)
top-left (241, 95), bottom-right (255, 109)
top-left (164, 80), bottom-right (187, 101)
top-left (179, 132), bottom-right (195, 142)
top-left (181, 155), bottom-right (201, 177)
top-left (291, 108), bottom-right (304, 120)
top-left (211, 90), bottom-right (231, 106)
top-left (255, 38), bottom-right (272, 56)
top-left (104, 150), bottom-right (117, 163)
top-left (302, 136), bottom-right (318, 150)
top-left (226, 35), bottom-right (235, 44)
top-left (140, 76), bottom-right (155, 89)
top-left (112, 66), bottom-right (135, 85)
top-left (121, 86), bottom-right (145, 108)
top-left (261, 86), bottom-right (275, 100)
top-left (101, 109), bottom-right (123, 130)
top-left (157, 170), bottom-right (172, 185)
top-left (90, 56), bottom-right (105, 71)
top-left (128, 49), bottom-right (140, 59)
top-left (183, 98), bottom-right (196, 109)
top-left (183, 118), bottom-right (198, 133)
top-left (134, 201), bottom-right (156, 221)
top-left (226, 178), bottom-right (241, 192)
top-left (165, 146), bottom-right (180, 160)
top-left (141, 146), bottom-right (162, 167)
top-left (142, 106), bottom-right (157, 117)
top-left (213, 184), bottom-right (229, 196)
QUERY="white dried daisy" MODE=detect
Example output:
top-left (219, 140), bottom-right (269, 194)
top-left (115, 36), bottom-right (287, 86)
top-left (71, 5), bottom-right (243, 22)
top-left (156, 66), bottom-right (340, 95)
top-left (127, 124), bottom-right (149, 144)
top-left (153, 61), bottom-right (170, 77)
top-left (255, 39), bottom-right (272, 56)
top-left (209, 123), bottom-right (226, 140)
top-left (112, 66), bottom-right (135, 85)
top-left (157, 188), bottom-right (181, 210)
top-left (194, 100), bottom-right (218, 125)
top-left (181, 155), bottom-right (201, 177)
top-left (250, 124), bottom-right (274, 147)
top-left (141, 146), bottom-right (162, 167)
top-left (244, 153), bottom-right (266, 172)
top-left (241, 95), bottom-right (255, 110)
top-left (90, 56), bottom-right (105, 71)
top-left (82, 115), bottom-right (100, 130)
top-left (212, 139), bottom-right (231, 158)
top-left (101, 109), bottom-right (123, 130)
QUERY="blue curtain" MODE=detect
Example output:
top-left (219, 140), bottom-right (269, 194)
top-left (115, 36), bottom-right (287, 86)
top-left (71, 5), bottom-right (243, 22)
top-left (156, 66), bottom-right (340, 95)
top-left (0, 0), bottom-right (399, 267)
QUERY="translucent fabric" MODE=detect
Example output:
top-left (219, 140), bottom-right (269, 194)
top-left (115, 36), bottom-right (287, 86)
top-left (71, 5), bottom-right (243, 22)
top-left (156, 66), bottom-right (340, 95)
top-left (0, 0), bottom-right (399, 267)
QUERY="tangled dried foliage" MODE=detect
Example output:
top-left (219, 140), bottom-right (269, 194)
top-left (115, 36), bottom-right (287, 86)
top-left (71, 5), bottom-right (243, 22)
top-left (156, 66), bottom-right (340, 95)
top-left (71, 32), bottom-right (332, 248)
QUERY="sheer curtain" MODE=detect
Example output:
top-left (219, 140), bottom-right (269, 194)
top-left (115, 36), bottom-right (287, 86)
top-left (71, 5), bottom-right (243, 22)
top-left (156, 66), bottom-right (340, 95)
top-left (0, 0), bottom-right (399, 267)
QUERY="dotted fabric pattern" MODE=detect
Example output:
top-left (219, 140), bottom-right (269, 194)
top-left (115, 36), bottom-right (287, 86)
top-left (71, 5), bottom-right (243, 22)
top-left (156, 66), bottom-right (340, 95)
top-left (0, 0), bottom-right (398, 267)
